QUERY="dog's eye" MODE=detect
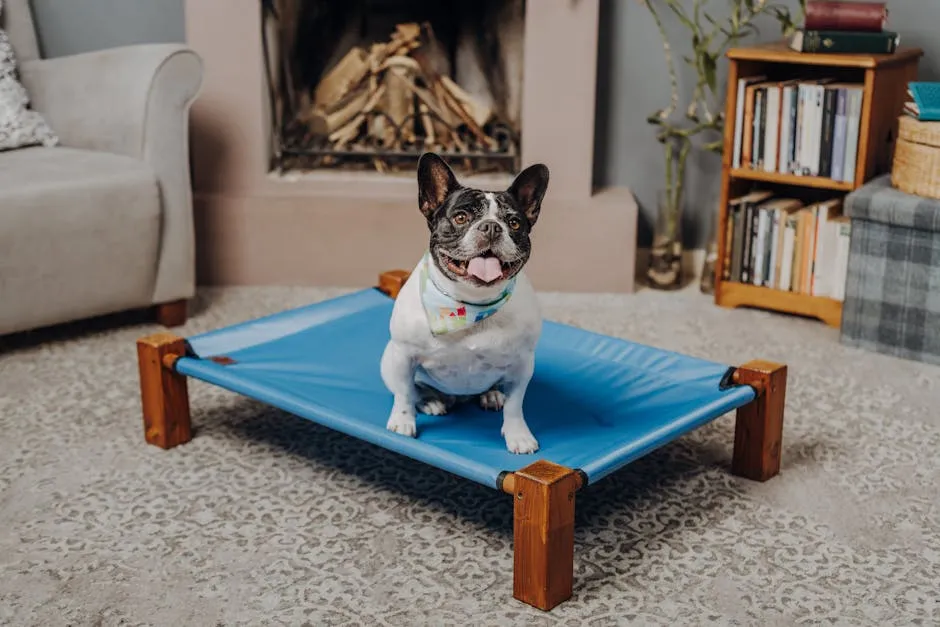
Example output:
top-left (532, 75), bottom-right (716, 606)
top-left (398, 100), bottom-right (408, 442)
top-left (508, 217), bottom-right (522, 231)
top-left (452, 212), bottom-right (469, 225)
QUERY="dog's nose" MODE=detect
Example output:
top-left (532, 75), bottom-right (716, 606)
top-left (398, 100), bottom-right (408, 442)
top-left (477, 220), bottom-right (503, 237)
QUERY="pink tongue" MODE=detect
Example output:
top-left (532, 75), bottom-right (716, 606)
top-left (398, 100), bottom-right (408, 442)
top-left (467, 256), bottom-right (503, 282)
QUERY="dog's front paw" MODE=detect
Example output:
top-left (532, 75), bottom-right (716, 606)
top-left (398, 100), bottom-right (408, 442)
top-left (386, 410), bottom-right (417, 437)
top-left (479, 389), bottom-right (505, 412)
top-left (501, 422), bottom-right (539, 454)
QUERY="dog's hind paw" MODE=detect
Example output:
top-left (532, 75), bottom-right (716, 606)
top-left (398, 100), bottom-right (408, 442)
top-left (479, 389), bottom-right (505, 412)
top-left (417, 399), bottom-right (450, 416)
top-left (386, 412), bottom-right (417, 437)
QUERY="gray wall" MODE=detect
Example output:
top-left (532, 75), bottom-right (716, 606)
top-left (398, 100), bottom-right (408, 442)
top-left (28, 0), bottom-right (940, 247)
top-left (30, 0), bottom-right (184, 58)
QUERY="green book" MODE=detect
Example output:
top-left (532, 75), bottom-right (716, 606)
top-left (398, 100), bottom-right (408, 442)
top-left (789, 30), bottom-right (900, 54)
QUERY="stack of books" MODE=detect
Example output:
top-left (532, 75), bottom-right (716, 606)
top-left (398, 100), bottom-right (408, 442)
top-left (788, 1), bottom-right (899, 55)
top-left (731, 77), bottom-right (864, 183)
top-left (904, 82), bottom-right (940, 122)
top-left (722, 190), bottom-right (852, 301)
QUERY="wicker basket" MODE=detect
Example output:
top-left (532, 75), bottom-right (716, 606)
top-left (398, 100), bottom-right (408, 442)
top-left (891, 115), bottom-right (940, 199)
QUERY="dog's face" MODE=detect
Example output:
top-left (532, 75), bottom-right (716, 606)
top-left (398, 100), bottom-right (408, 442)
top-left (416, 153), bottom-right (549, 287)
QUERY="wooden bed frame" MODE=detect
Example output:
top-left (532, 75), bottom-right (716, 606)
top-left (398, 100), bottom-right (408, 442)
top-left (136, 270), bottom-right (787, 611)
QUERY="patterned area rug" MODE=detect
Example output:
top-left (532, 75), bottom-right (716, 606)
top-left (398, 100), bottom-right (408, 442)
top-left (1, 285), bottom-right (938, 626)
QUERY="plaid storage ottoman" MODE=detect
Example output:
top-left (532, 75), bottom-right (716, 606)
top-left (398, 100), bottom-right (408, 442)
top-left (841, 174), bottom-right (940, 366)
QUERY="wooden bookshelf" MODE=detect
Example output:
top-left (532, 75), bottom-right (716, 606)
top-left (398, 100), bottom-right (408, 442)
top-left (714, 42), bottom-right (923, 328)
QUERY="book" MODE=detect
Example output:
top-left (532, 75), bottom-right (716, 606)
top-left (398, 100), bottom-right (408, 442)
top-left (752, 208), bottom-right (769, 286)
top-left (830, 216), bottom-right (853, 301)
top-left (764, 84), bottom-right (781, 173)
top-left (731, 202), bottom-right (745, 281)
top-left (778, 84), bottom-right (794, 174)
top-left (791, 210), bottom-right (809, 293)
top-left (907, 83), bottom-right (940, 122)
top-left (800, 83), bottom-right (826, 176)
top-left (841, 87), bottom-right (864, 183)
top-left (818, 86), bottom-right (838, 178)
top-left (810, 198), bottom-right (843, 297)
top-left (754, 87), bottom-right (766, 169)
top-left (778, 211), bottom-right (799, 291)
top-left (830, 87), bottom-right (848, 181)
top-left (732, 75), bottom-right (767, 168)
top-left (801, 207), bottom-right (819, 294)
top-left (804, 1), bottom-right (888, 33)
top-left (741, 82), bottom-right (762, 167)
top-left (789, 29), bottom-right (900, 55)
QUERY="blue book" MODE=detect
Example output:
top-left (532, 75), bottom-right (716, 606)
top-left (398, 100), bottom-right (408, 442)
top-left (831, 88), bottom-right (848, 182)
top-left (907, 82), bottom-right (940, 122)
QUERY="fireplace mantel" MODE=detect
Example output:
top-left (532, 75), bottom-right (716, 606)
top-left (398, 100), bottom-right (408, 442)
top-left (184, 0), bottom-right (638, 292)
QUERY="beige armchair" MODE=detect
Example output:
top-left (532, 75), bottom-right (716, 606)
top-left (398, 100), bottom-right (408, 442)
top-left (0, 0), bottom-right (203, 335)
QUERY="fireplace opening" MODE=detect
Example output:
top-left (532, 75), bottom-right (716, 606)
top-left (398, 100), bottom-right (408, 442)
top-left (262, 0), bottom-right (525, 176)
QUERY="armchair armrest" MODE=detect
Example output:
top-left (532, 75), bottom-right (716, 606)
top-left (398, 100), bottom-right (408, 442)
top-left (19, 44), bottom-right (204, 305)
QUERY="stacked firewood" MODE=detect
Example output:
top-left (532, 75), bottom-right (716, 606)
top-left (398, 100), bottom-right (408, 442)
top-left (294, 22), bottom-right (502, 158)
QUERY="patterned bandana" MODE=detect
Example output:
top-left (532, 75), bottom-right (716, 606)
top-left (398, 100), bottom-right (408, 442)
top-left (418, 252), bottom-right (516, 335)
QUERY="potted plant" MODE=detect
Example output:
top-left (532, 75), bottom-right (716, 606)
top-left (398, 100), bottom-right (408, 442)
top-left (639, 0), bottom-right (805, 290)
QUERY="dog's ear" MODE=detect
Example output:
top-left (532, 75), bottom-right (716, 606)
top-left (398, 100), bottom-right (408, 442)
top-left (507, 163), bottom-right (549, 227)
top-left (417, 152), bottom-right (459, 219)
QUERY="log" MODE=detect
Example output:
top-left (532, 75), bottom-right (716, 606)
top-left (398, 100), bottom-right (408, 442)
top-left (314, 46), bottom-right (370, 108)
top-left (307, 86), bottom-right (370, 135)
top-left (382, 66), bottom-right (414, 147)
top-left (440, 75), bottom-right (492, 129)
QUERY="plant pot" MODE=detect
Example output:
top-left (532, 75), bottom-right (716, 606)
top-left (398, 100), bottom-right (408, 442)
top-left (646, 189), bottom-right (684, 290)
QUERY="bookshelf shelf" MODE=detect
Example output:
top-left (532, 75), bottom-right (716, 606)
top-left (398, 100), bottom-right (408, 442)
top-left (719, 282), bottom-right (844, 328)
top-left (729, 168), bottom-right (855, 192)
top-left (714, 42), bottom-right (923, 328)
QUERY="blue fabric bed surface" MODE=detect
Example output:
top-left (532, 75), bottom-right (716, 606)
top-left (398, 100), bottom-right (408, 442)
top-left (175, 288), bottom-right (756, 489)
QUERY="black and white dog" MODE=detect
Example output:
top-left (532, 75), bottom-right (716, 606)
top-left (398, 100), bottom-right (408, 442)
top-left (380, 153), bottom-right (549, 454)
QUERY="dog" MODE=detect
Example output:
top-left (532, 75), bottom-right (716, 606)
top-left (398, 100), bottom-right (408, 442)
top-left (380, 152), bottom-right (549, 454)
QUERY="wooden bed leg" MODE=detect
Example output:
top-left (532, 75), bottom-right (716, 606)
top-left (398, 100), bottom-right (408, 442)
top-left (377, 270), bottom-right (410, 299)
top-left (731, 360), bottom-right (787, 482)
top-left (510, 460), bottom-right (583, 611)
top-left (155, 299), bottom-right (187, 327)
top-left (136, 332), bottom-right (192, 449)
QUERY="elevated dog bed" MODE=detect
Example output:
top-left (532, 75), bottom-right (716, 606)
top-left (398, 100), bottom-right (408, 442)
top-left (136, 270), bottom-right (788, 611)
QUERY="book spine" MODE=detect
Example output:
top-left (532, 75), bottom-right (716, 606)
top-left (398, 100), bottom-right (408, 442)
top-left (802, 86), bottom-right (823, 176)
top-left (732, 79), bottom-right (747, 169)
top-left (819, 87), bottom-right (838, 178)
top-left (797, 84), bottom-right (809, 175)
top-left (741, 203), bottom-right (754, 284)
top-left (752, 208), bottom-right (766, 286)
top-left (742, 87), bottom-right (756, 168)
top-left (833, 221), bottom-right (852, 301)
top-left (804, 1), bottom-right (887, 32)
top-left (731, 204), bottom-right (745, 282)
top-left (722, 206), bottom-right (735, 281)
top-left (805, 207), bottom-right (819, 295)
top-left (764, 87), bottom-right (780, 173)
top-left (796, 30), bottom-right (899, 54)
top-left (780, 215), bottom-right (797, 292)
top-left (842, 89), bottom-right (863, 184)
top-left (831, 88), bottom-right (848, 182)
top-left (812, 215), bottom-right (832, 298)
top-left (754, 88), bottom-right (766, 170)
top-left (767, 209), bottom-right (780, 288)
top-left (793, 213), bottom-right (806, 293)
top-left (778, 86), bottom-right (792, 174)
top-left (788, 85), bottom-right (800, 174)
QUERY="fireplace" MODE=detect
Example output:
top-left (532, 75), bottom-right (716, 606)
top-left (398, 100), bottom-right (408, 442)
top-left (265, 0), bottom-right (525, 176)
top-left (184, 0), bottom-right (639, 292)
